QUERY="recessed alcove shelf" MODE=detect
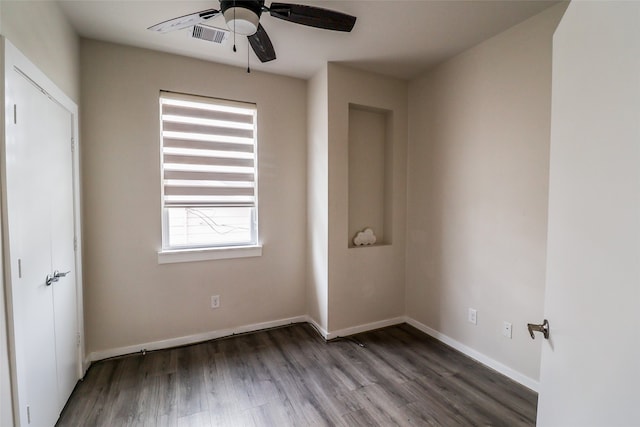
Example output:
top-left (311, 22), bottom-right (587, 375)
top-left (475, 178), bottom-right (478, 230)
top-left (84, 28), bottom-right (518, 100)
top-left (348, 103), bottom-right (394, 248)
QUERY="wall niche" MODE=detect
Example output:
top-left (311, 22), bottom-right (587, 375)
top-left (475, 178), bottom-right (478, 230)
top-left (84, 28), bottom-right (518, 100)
top-left (348, 103), bottom-right (393, 248)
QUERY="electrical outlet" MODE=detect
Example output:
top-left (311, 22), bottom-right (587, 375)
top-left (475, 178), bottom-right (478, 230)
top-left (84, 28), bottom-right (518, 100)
top-left (503, 321), bottom-right (512, 338)
top-left (468, 308), bottom-right (477, 325)
top-left (211, 295), bottom-right (220, 309)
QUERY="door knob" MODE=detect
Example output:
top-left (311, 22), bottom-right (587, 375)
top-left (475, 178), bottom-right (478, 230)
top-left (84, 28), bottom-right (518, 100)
top-left (527, 319), bottom-right (550, 339)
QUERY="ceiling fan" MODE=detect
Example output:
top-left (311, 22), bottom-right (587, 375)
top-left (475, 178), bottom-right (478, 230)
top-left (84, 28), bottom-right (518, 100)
top-left (148, 1), bottom-right (357, 63)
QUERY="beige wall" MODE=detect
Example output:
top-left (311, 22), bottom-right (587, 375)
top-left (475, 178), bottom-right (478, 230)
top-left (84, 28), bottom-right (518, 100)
top-left (80, 39), bottom-right (307, 355)
top-left (327, 64), bottom-right (407, 331)
top-left (406, 4), bottom-right (566, 382)
top-left (307, 64), bottom-right (407, 334)
top-left (348, 107), bottom-right (389, 246)
top-left (0, 1), bottom-right (79, 102)
top-left (1, 2), bottom-right (80, 425)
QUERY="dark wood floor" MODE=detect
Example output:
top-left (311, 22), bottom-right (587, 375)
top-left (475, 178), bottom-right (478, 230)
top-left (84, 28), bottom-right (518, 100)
top-left (56, 323), bottom-right (537, 426)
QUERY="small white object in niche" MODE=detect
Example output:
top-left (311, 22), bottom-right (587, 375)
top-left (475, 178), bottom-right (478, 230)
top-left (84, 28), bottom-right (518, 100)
top-left (353, 228), bottom-right (376, 246)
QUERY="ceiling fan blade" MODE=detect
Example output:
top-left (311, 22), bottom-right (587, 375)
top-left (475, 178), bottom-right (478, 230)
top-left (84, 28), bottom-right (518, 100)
top-left (269, 3), bottom-right (356, 32)
top-left (148, 9), bottom-right (220, 33)
top-left (248, 24), bottom-right (276, 63)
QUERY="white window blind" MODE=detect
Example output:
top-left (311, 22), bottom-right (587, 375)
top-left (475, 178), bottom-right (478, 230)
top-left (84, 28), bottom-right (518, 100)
top-left (160, 92), bottom-right (258, 249)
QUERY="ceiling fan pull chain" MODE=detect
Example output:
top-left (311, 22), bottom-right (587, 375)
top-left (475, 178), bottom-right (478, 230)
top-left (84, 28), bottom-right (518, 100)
top-left (232, 4), bottom-right (237, 52)
top-left (247, 38), bottom-right (251, 73)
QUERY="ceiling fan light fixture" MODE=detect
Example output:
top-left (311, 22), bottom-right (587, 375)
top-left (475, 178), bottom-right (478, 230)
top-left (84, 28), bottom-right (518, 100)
top-left (223, 7), bottom-right (259, 36)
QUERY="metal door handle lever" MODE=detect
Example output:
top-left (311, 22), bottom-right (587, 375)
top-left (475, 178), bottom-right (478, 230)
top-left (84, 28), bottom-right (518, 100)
top-left (53, 270), bottom-right (70, 279)
top-left (46, 273), bottom-right (56, 286)
top-left (527, 319), bottom-right (550, 340)
top-left (45, 270), bottom-right (71, 286)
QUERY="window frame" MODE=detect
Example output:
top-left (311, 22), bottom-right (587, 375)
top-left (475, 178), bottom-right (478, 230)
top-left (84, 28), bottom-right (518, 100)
top-left (157, 91), bottom-right (262, 263)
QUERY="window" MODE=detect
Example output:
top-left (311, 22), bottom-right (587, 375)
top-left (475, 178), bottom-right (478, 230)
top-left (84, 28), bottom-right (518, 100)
top-left (159, 92), bottom-right (259, 261)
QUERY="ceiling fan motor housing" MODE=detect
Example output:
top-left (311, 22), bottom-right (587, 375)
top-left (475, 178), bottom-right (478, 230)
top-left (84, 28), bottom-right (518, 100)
top-left (220, 0), bottom-right (265, 35)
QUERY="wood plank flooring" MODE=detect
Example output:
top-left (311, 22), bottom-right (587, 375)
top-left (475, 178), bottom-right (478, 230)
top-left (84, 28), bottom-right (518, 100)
top-left (56, 323), bottom-right (537, 426)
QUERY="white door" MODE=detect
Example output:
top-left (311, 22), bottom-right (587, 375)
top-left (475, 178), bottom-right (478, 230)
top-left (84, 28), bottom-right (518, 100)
top-left (536, 2), bottom-right (640, 426)
top-left (47, 73), bottom-right (79, 412)
top-left (4, 48), bottom-right (80, 425)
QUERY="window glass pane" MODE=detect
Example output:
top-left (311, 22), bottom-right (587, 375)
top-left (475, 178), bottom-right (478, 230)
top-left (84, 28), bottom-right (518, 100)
top-left (167, 207), bottom-right (254, 248)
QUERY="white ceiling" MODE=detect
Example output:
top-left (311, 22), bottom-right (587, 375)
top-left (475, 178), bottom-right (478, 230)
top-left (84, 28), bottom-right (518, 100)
top-left (58, 0), bottom-right (559, 80)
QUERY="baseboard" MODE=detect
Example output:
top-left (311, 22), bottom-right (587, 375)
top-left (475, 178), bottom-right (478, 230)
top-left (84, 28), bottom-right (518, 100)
top-left (305, 316), bottom-right (329, 339)
top-left (303, 316), bottom-right (405, 341)
top-left (88, 315), bottom-right (308, 362)
top-left (325, 317), bottom-right (407, 340)
top-left (405, 317), bottom-right (539, 392)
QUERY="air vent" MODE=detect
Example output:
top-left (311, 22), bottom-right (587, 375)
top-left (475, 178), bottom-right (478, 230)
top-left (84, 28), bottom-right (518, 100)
top-left (191, 25), bottom-right (229, 44)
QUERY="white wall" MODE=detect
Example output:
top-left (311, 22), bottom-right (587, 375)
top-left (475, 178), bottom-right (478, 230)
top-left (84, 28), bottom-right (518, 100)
top-left (406, 4), bottom-right (566, 384)
top-left (1, 3), bottom-right (79, 425)
top-left (306, 66), bottom-right (329, 331)
top-left (0, 40), bottom-right (12, 427)
top-left (80, 40), bottom-right (307, 356)
top-left (0, 38), bottom-right (11, 427)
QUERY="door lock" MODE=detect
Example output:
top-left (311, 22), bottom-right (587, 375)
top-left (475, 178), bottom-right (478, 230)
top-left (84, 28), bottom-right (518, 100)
top-left (527, 319), bottom-right (550, 340)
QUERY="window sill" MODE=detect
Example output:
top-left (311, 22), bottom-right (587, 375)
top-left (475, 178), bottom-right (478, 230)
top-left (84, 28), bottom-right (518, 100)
top-left (157, 245), bottom-right (262, 264)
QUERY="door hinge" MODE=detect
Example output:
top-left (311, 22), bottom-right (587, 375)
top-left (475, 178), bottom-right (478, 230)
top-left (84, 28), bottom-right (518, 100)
top-left (71, 137), bottom-right (75, 153)
top-left (18, 259), bottom-right (22, 278)
top-left (14, 104), bottom-right (17, 124)
top-left (74, 236), bottom-right (78, 251)
top-left (77, 332), bottom-right (81, 347)
top-left (27, 405), bottom-right (31, 424)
